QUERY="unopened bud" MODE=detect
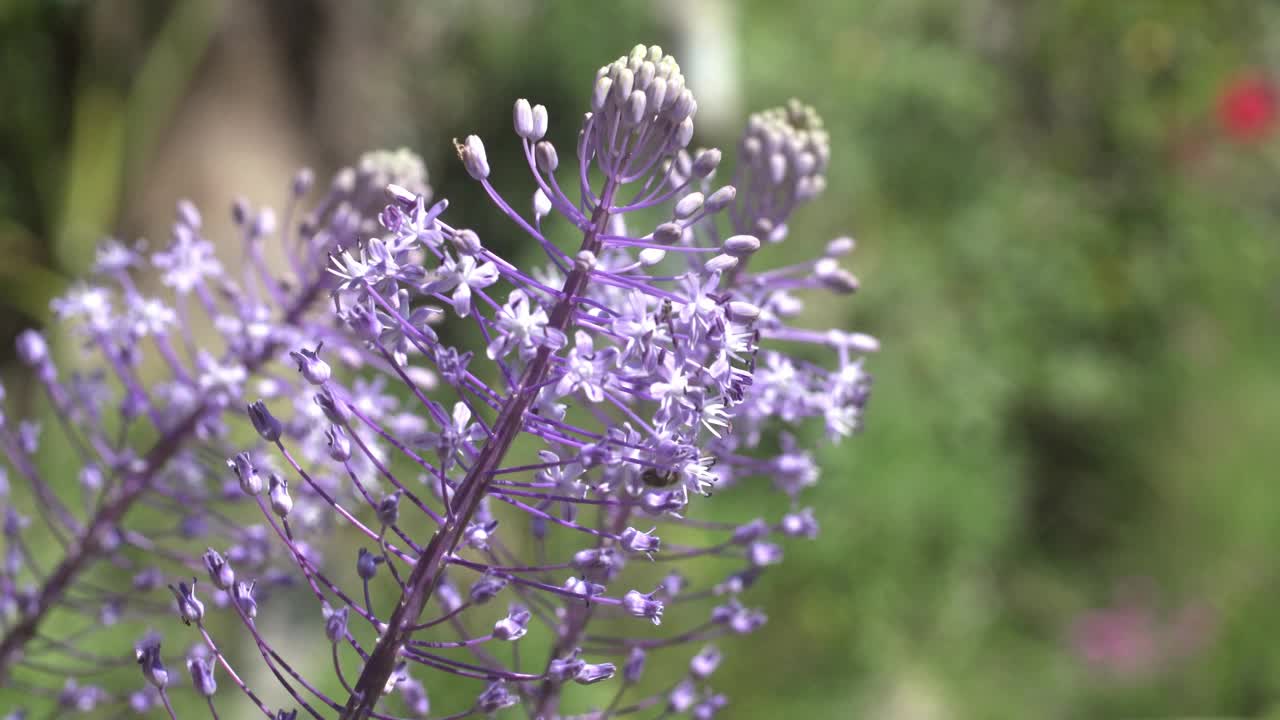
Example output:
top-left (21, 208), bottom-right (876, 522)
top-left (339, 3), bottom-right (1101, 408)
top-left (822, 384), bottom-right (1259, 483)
top-left (514, 99), bottom-right (535, 140)
top-left (535, 141), bottom-right (559, 173)
top-left (674, 192), bottom-right (704, 220)
top-left (456, 135), bottom-right (490, 180)
top-left (721, 235), bottom-right (760, 257)
top-left (691, 149), bottom-right (721, 178)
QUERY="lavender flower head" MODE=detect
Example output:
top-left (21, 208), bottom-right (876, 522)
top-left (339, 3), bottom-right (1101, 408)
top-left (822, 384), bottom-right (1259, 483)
top-left (3, 44), bottom-right (875, 719)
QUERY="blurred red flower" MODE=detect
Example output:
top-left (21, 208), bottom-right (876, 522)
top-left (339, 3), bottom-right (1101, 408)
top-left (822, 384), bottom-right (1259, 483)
top-left (1218, 71), bottom-right (1277, 142)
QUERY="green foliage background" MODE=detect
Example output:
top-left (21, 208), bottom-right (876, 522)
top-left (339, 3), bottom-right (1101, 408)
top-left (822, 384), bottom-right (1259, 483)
top-left (4, 1), bottom-right (1280, 718)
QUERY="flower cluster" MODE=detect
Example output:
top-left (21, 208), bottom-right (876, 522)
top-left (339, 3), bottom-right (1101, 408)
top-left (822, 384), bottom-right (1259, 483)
top-left (0, 151), bottom-right (426, 716)
top-left (159, 45), bottom-right (874, 720)
top-left (2, 44), bottom-right (875, 720)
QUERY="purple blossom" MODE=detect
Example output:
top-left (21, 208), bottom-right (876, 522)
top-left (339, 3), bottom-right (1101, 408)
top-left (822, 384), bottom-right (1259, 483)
top-left (3, 44), bottom-right (875, 720)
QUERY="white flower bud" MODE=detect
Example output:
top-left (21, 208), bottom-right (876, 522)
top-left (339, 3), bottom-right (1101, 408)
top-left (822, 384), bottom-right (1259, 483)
top-left (636, 60), bottom-right (656, 90)
top-left (646, 77), bottom-right (668, 116)
top-left (674, 192), bottom-right (704, 220)
top-left (674, 117), bottom-right (694, 149)
top-left (592, 77), bottom-right (613, 113)
top-left (613, 67), bottom-right (634, 104)
top-left (626, 90), bottom-right (647, 126)
top-left (704, 254), bottom-right (738, 273)
top-left (533, 188), bottom-right (552, 219)
top-left (531, 104), bottom-right (548, 140)
top-left (638, 248), bottom-right (666, 266)
top-left (457, 135), bottom-right (490, 180)
top-left (669, 89), bottom-right (696, 122)
top-left (514, 99), bottom-right (535, 140)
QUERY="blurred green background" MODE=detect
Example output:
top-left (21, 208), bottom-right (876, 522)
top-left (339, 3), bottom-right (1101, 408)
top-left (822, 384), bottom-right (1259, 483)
top-left (4, 1), bottom-right (1280, 718)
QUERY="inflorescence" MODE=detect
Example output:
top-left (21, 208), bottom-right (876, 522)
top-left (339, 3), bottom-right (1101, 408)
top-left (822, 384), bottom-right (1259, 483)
top-left (0, 45), bottom-right (874, 719)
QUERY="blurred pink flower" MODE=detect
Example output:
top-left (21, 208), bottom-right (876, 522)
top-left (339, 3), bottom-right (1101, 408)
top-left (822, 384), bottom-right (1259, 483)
top-left (1071, 588), bottom-right (1215, 680)
top-left (1217, 71), bottom-right (1277, 142)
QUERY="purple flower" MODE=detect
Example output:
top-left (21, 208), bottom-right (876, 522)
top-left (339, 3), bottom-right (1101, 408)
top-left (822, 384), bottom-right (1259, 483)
top-left (1, 44), bottom-right (879, 720)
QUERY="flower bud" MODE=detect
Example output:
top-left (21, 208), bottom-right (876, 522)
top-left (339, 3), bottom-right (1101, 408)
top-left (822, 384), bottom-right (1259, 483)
top-left (268, 473), bottom-right (292, 517)
top-left (227, 452), bottom-right (262, 496)
top-left (247, 400), bottom-right (282, 442)
top-left (531, 104), bottom-right (549, 140)
top-left (704, 185), bottom-right (736, 213)
top-left (674, 192), bottom-right (704, 220)
top-left (169, 579), bottom-right (204, 626)
top-left (536, 141), bottom-right (559, 173)
top-left (721, 234), bottom-right (760, 257)
top-left (289, 344), bottom-right (331, 385)
top-left (533, 188), bottom-right (552, 219)
top-left (450, 228), bottom-right (483, 255)
top-left (727, 301), bottom-right (761, 322)
top-left (691, 149), bottom-right (722, 178)
top-left (653, 222), bottom-right (683, 245)
top-left (817, 262), bottom-right (859, 294)
top-left (590, 76), bottom-right (613, 113)
top-left (457, 135), bottom-right (490, 180)
top-left (357, 547), bottom-right (383, 581)
top-left (187, 656), bottom-right (217, 697)
top-left (638, 248), bottom-right (666, 266)
top-left (704, 254), bottom-right (738, 273)
top-left (674, 116), bottom-right (695, 148)
top-left (315, 387), bottom-right (350, 425)
top-left (202, 548), bottom-right (235, 590)
top-left (233, 580), bottom-right (257, 619)
top-left (135, 641), bottom-right (168, 689)
top-left (377, 491), bottom-right (402, 527)
top-left (514, 99), bottom-right (535, 140)
top-left (326, 425), bottom-right (352, 462)
top-left (625, 89), bottom-right (647, 125)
